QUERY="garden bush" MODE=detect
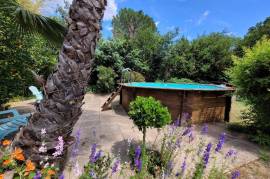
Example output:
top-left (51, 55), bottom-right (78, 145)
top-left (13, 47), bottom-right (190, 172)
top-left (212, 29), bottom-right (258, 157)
top-left (167, 77), bottom-right (194, 83)
top-left (128, 96), bottom-right (171, 146)
top-left (122, 71), bottom-right (145, 83)
top-left (228, 38), bottom-right (270, 134)
top-left (96, 66), bottom-right (117, 93)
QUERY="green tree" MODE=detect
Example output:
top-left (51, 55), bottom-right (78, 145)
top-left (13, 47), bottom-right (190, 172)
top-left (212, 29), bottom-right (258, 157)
top-left (161, 37), bottom-right (194, 80)
top-left (190, 33), bottom-right (238, 82)
top-left (132, 28), bottom-right (179, 81)
top-left (1, 0), bottom-right (66, 45)
top-left (160, 33), bottom-right (238, 83)
top-left (235, 17), bottom-right (270, 56)
top-left (92, 39), bottom-right (148, 84)
top-left (112, 8), bottom-right (157, 39)
top-left (128, 96), bottom-right (171, 146)
top-left (228, 38), bottom-right (270, 133)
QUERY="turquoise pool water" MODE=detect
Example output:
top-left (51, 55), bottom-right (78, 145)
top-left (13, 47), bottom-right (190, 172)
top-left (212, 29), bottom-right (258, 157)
top-left (126, 82), bottom-right (229, 91)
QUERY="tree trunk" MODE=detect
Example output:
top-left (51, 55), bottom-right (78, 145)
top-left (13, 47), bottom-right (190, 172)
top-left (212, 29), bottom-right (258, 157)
top-left (13, 0), bottom-right (107, 164)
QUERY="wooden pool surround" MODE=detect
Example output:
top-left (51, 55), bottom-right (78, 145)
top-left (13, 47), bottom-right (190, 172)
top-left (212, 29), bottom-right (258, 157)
top-left (120, 84), bottom-right (234, 123)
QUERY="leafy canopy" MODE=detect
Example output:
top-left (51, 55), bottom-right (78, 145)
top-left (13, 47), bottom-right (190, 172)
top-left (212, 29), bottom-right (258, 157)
top-left (0, 0), bottom-right (66, 45)
top-left (128, 96), bottom-right (171, 131)
top-left (228, 38), bottom-right (270, 132)
top-left (112, 8), bottom-right (157, 39)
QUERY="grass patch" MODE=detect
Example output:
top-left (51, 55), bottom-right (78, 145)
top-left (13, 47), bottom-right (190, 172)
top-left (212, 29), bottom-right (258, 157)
top-left (259, 150), bottom-right (270, 164)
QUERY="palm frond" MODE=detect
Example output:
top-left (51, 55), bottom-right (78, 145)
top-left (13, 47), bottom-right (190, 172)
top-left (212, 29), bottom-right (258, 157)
top-left (0, 0), bottom-right (67, 45)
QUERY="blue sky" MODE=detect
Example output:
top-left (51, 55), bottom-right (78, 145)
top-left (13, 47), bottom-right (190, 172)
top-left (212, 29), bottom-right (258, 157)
top-left (42, 0), bottom-right (270, 40)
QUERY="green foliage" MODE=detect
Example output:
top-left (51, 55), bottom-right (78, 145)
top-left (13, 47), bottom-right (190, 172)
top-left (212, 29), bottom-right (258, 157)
top-left (129, 96), bottom-right (171, 147)
top-left (112, 8), bottom-right (157, 39)
top-left (0, 0), bottom-right (66, 45)
top-left (208, 167), bottom-right (227, 179)
top-left (167, 77), bottom-right (194, 83)
top-left (161, 33), bottom-right (238, 82)
top-left (91, 39), bottom-right (148, 84)
top-left (96, 66), bottom-right (117, 93)
top-left (249, 131), bottom-right (270, 146)
top-left (128, 96), bottom-right (171, 131)
top-left (228, 38), bottom-right (270, 133)
top-left (0, 9), bottom-right (58, 107)
top-left (235, 17), bottom-right (270, 56)
top-left (80, 154), bottom-right (112, 179)
top-left (122, 71), bottom-right (145, 83)
top-left (259, 150), bottom-right (270, 164)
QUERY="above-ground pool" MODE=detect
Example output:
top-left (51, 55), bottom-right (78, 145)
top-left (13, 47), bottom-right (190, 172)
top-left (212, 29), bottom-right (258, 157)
top-left (125, 82), bottom-right (229, 91)
top-left (120, 82), bottom-right (234, 124)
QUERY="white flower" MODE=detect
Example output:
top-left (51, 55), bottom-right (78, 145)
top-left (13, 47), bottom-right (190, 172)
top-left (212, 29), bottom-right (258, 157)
top-left (52, 136), bottom-right (64, 158)
top-left (41, 128), bottom-right (46, 135)
top-left (39, 146), bottom-right (47, 153)
top-left (45, 156), bottom-right (49, 161)
top-left (44, 162), bottom-right (49, 168)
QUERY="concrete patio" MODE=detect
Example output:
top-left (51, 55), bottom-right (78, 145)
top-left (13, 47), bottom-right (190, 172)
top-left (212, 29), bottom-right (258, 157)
top-left (10, 93), bottom-right (268, 178)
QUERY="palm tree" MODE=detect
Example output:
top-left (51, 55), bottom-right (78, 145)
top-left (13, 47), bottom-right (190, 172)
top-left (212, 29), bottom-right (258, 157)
top-left (7, 0), bottom-right (107, 164)
top-left (0, 0), bottom-right (67, 45)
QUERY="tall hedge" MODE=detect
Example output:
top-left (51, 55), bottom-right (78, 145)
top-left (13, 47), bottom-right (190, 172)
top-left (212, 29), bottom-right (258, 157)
top-left (228, 38), bottom-right (270, 133)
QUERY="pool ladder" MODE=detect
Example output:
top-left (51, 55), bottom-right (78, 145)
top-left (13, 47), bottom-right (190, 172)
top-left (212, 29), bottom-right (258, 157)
top-left (101, 85), bottom-right (122, 111)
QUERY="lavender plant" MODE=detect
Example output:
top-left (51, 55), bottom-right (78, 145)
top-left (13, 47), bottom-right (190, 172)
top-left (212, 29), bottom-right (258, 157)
top-left (79, 144), bottom-right (115, 179)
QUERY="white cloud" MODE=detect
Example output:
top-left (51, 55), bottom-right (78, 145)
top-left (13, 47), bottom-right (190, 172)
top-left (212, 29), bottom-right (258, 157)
top-left (104, 0), bottom-right (118, 21)
top-left (155, 21), bottom-right (160, 27)
top-left (197, 10), bottom-right (210, 25)
top-left (106, 26), bottom-right (113, 31)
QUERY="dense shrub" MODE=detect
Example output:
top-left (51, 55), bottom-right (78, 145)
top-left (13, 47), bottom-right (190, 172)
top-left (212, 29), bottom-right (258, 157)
top-left (167, 77), bottom-right (194, 83)
top-left (160, 33), bottom-right (238, 82)
top-left (96, 66), bottom-right (117, 93)
top-left (128, 96), bottom-right (171, 145)
top-left (122, 71), bottom-right (145, 83)
top-left (0, 10), bottom-right (57, 108)
top-left (228, 38), bottom-right (270, 133)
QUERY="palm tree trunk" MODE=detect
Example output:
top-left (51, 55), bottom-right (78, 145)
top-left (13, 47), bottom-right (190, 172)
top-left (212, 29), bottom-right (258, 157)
top-left (13, 0), bottom-right (107, 164)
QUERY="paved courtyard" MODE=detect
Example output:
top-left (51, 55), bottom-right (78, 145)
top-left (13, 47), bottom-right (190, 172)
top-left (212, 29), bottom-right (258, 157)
top-left (10, 93), bottom-right (269, 178)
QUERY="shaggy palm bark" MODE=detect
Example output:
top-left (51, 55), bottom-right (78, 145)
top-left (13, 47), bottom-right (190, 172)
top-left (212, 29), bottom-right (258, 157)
top-left (13, 0), bottom-right (107, 163)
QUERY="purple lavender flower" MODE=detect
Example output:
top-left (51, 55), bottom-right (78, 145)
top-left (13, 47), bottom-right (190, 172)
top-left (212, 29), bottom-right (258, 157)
top-left (188, 132), bottom-right (194, 143)
top-left (182, 112), bottom-right (191, 122)
top-left (71, 130), bottom-right (81, 161)
top-left (90, 143), bottom-right (97, 162)
top-left (112, 159), bottom-right (120, 174)
top-left (175, 138), bottom-right (181, 148)
top-left (92, 150), bottom-right (103, 163)
top-left (215, 133), bottom-right (226, 152)
top-left (201, 124), bottom-right (208, 134)
top-left (134, 146), bottom-right (142, 172)
top-left (203, 143), bottom-right (212, 168)
top-left (135, 159), bottom-right (142, 171)
top-left (135, 146), bottom-right (141, 160)
top-left (231, 170), bottom-right (240, 179)
top-left (225, 149), bottom-right (237, 159)
top-left (181, 158), bottom-right (186, 175)
top-left (89, 170), bottom-right (95, 177)
top-left (182, 127), bottom-right (192, 136)
top-left (174, 118), bottom-right (180, 127)
top-left (33, 171), bottom-right (42, 179)
top-left (59, 173), bottom-right (64, 179)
